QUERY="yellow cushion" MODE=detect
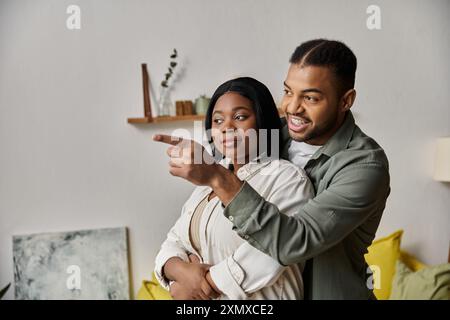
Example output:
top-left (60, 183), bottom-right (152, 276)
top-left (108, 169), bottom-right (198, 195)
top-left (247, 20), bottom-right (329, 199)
top-left (365, 230), bottom-right (403, 300)
top-left (136, 273), bottom-right (172, 300)
top-left (399, 250), bottom-right (427, 272)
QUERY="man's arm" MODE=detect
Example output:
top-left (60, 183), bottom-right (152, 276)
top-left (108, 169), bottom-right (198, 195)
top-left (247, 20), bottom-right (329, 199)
top-left (153, 133), bottom-right (244, 204)
top-left (152, 134), bottom-right (389, 266)
top-left (209, 166), bottom-right (244, 205)
top-left (222, 163), bottom-right (390, 265)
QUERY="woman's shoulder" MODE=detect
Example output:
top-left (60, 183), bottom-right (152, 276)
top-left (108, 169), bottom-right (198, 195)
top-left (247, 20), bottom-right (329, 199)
top-left (181, 185), bottom-right (211, 210)
top-left (251, 159), bottom-right (314, 203)
top-left (188, 185), bottom-right (210, 200)
top-left (262, 158), bottom-right (309, 180)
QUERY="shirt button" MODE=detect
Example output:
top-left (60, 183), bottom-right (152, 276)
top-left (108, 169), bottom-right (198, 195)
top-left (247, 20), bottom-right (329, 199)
top-left (229, 216), bottom-right (234, 222)
top-left (244, 235), bottom-right (249, 240)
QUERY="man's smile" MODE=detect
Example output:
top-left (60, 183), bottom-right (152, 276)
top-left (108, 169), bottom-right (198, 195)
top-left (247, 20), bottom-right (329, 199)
top-left (287, 114), bottom-right (311, 133)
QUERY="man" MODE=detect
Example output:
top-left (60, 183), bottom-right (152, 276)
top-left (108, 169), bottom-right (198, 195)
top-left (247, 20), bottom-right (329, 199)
top-left (154, 39), bottom-right (390, 299)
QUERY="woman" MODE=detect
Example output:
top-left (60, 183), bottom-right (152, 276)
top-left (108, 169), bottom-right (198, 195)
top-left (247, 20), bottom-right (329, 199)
top-left (154, 77), bottom-right (314, 300)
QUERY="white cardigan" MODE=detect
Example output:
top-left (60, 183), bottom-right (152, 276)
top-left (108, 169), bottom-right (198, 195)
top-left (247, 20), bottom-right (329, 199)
top-left (154, 158), bottom-right (314, 300)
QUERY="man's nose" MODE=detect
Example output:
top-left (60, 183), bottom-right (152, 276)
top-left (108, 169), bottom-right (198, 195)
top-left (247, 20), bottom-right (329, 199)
top-left (286, 97), bottom-right (304, 115)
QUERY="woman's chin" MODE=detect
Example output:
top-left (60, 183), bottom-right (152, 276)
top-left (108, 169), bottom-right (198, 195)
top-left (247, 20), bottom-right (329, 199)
top-left (222, 148), bottom-right (246, 162)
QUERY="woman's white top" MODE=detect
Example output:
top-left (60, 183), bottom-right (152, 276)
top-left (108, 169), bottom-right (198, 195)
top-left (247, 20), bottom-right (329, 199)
top-left (154, 158), bottom-right (314, 300)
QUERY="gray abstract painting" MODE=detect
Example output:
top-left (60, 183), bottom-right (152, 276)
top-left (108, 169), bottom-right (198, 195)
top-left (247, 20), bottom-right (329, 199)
top-left (13, 227), bottom-right (130, 300)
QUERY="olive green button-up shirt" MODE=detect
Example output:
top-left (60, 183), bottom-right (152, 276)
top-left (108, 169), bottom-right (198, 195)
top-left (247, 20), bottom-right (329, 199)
top-left (223, 111), bottom-right (390, 300)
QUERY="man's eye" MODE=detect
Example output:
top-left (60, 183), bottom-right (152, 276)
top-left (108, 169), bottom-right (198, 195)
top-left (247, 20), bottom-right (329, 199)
top-left (283, 89), bottom-right (292, 96)
top-left (304, 96), bottom-right (318, 102)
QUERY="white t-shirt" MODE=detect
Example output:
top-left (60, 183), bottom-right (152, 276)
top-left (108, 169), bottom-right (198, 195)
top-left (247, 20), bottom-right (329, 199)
top-left (288, 141), bottom-right (322, 169)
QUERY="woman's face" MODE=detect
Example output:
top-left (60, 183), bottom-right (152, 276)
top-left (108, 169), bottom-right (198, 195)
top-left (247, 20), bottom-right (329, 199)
top-left (211, 92), bottom-right (258, 164)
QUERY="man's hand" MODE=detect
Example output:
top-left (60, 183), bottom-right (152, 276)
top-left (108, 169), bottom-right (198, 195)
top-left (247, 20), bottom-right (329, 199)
top-left (153, 134), bottom-right (218, 186)
top-left (153, 134), bottom-right (244, 206)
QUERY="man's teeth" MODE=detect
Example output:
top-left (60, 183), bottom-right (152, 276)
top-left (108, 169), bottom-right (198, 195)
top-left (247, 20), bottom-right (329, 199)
top-left (291, 117), bottom-right (307, 126)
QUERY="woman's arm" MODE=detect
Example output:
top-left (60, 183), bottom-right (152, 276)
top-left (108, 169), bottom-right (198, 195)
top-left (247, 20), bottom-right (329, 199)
top-left (154, 203), bottom-right (219, 299)
top-left (154, 216), bottom-right (191, 290)
top-left (162, 257), bottom-right (188, 282)
top-left (208, 164), bottom-right (314, 299)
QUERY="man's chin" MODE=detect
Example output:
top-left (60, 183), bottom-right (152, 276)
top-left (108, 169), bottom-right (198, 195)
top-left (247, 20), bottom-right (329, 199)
top-left (288, 129), bottom-right (309, 142)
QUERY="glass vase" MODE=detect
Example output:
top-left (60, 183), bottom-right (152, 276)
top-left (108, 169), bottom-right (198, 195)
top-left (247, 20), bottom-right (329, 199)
top-left (158, 87), bottom-right (173, 116)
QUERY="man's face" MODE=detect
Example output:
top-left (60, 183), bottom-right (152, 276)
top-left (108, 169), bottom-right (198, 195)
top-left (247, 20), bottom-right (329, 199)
top-left (281, 64), bottom-right (346, 145)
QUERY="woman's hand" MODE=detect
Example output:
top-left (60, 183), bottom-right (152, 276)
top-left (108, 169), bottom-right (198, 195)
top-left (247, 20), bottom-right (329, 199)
top-left (164, 256), bottom-right (219, 300)
top-left (169, 280), bottom-right (214, 300)
top-left (188, 253), bottom-right (201, 263)
top-left (189, 254), bottom-right (222, 296)
top-left (175, 261), bottom-right (218, 300)
top-left (170, 281), bottom-right (192, 300)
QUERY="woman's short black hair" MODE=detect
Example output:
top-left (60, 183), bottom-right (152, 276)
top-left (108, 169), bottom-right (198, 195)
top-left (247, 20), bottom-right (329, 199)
top-left (204, 77), bottom-right (282, 158)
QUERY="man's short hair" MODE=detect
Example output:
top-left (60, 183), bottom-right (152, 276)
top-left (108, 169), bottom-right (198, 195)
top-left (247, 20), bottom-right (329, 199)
top-left (290, 39), bottom-right (357, 96)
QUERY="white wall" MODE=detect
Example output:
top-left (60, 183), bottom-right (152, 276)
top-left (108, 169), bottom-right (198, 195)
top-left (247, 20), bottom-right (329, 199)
top-left (1, 0), bottom-right (449, 299)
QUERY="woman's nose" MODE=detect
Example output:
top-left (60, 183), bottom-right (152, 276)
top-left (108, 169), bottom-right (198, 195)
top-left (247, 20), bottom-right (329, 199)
top-left (221, 119), bottom-right (236, 132)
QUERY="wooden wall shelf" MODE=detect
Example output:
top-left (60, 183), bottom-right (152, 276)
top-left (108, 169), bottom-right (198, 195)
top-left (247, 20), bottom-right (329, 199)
top-left (128, 63), bottom-right (205, 125)
top-left (127, 114), bottom-right (205, 124)
top-left (128, 63), bottom-right (285, 125)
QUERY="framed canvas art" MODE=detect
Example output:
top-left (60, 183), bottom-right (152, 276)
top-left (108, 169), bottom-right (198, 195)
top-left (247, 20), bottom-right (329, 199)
top-left (13, 227), bottom-right (130, 300)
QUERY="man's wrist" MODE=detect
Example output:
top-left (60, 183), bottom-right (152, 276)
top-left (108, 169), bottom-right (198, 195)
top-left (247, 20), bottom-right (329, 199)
top-left (210, 165), bottom-right (244, 206)
top-left (208, 163), bottom-right (227, 189)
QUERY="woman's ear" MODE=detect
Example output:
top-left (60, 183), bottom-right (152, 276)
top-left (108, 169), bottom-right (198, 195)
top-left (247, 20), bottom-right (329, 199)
top-left (340, 89), bottom-right (357, 112)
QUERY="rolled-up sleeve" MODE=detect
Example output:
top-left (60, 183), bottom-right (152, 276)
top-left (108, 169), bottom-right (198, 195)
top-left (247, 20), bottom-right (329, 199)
top-left (154, 217), bottom-right (190, 291)
top-left (209, 255), bottom-right (247, 299)
top-left (209, 242), bottom-right (287, 299)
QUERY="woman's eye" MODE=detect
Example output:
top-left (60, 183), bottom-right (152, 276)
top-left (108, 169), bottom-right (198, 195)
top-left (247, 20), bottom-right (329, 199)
top-left (235, 114), bottom-right (248, 121)
top-left (213, 118), bottom-right (224, 124)
top-left (283, 89), bottom-right (292, 96)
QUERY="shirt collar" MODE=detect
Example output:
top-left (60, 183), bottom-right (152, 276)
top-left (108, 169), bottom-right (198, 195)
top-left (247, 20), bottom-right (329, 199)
top-left (282, 111), bottom-right (355, 160)
top-left (313, 111), bottom-right (355, 159)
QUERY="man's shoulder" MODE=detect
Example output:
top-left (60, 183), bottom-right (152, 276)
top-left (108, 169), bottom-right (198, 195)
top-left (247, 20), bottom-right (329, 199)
top-left (338, 124), bottom-right (389, 170)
